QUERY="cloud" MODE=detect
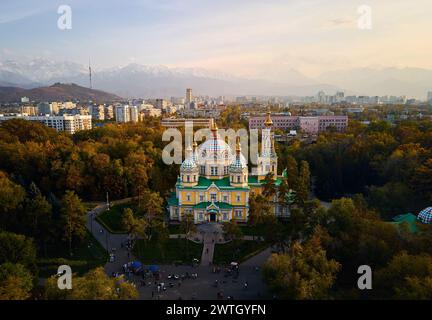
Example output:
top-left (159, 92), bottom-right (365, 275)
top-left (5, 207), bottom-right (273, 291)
top-left (324, 18), bottom-right (356, 29)
top-left (0, 8), bottom-right (43, 24)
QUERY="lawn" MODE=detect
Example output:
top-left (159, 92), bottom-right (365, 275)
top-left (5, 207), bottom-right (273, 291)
top-left (213, 240), bottom-right (267, 265)
top-left (83, 202), bottom-right (99, 212)
top-left (133, 238), bottom-right (203, 265)
top-left (96, 202), bottom-right (138, 233)
top-left (167, 224), bottom-right (182, 234)
top-left (37, 231), bottom-right (108, 278)
top-left (239, 225), bottom-right (263, 236)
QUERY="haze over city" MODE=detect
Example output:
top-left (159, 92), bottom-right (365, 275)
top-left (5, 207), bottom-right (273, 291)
top-left (1, 0), bottom-right (432, 98)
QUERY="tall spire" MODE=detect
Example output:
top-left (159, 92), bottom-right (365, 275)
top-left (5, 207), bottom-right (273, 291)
top-left (236, 136), bottom-right (241, 156)
top-left (185, 144), bottom-right (193, 158)
top-left (192, 141), bottom-right (198, 161)
top-left (210, 118), bottom-right (218, 134)
top-left (210, 118), bottom-right (219, 160)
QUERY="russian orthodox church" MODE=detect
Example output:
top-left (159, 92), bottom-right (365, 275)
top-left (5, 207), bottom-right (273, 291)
top-left (168, 112), bottom-right (289, 224)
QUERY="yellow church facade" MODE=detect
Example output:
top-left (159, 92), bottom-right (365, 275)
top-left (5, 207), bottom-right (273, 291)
top-left (168, 113), bottom-right (283, 224)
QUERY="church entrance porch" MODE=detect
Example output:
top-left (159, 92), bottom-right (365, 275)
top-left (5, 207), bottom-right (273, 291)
top-left (207, 209), bottom-right (218, 222)
top-left (209, 213), bottom-right (217, 222)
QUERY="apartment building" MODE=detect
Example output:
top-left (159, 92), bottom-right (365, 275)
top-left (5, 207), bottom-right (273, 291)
top-left (249, 115), bottom-right (348, 134)
top-left (0, 114), bottom-right (92, 134)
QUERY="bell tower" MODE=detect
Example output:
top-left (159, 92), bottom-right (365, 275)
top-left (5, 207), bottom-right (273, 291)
top-left (257, 111), bottom-right (277, 180)
top-left (229, 136), bottom-right (248, 187)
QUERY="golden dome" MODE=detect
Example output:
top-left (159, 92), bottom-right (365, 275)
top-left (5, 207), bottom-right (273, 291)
top-left (264, 111), bottom-right (273, 127)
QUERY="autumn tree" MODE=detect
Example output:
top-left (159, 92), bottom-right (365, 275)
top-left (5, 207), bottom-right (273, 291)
top-left (0, 263), bottom-right (33, 300)
top-left (263, 227), bottom-right (340, 299)
top-left (375, 252), bottom-right (432, 299)
top-left (60, 191), bottom-right (87, 256)
top-left (0, 171), bottom-right (26, 229)
top-left (44, 267), bottom-right (138, 300)
top-left (0, 231), bottom-right (36, 268)
top-left (121, 208), bottom-right (148, 254)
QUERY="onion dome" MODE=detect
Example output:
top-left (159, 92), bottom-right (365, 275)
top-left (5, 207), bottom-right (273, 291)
top-left (264, 111), bottom-right (273, 127)
top-left (418, 207), bottom-right (432, 224)
top-left (181, 145), bottom-right (197, 171)
top-left (198, 119), bottom-right (233, 162)
top-left (229, 137), bottom-right (247, 172)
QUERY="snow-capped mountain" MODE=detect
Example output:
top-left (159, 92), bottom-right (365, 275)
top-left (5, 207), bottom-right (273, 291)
top-left (0, 58), bottom-right (87, 84)
top-left (0, 59), bottom-right (338, 98)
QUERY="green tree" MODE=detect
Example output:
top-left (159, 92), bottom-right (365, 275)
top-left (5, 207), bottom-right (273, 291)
top-left (263, 227), bottom-right (340, 299)
top-left (285, 155), bottom-right (299, 190)
top-left (296, 160), bottom-right (311, 206)
top-left (138, 190), bottom-right (164, 239)
top-left (260, 214), bottom-right (286, 250)
top-left (122, 208), bottom-right (148, 254)
top-left (222, 220), bottom-right (243, 243)
top-left (180, 213), bottom-right (197, 259)
top-left (412, 158), bottom-right (432, 203)
top-left (375, 252), bottom-right (432, 299)
top-left (22, 192), bottom-right (53, 255)
top-left (139, 190), bottom-right (164, 217)
top-left (0, 171), bottom-right (26, 228)
top-left (0, 231), bottom-right (36, 267)
top-left (44, 267), bottom-right (138, 300)
top-left (248, 194), bottom-right (271, 240)
top-left (0, 263), bottom-right (33, 300)
top-left (262, 172), bottom-right (277, 199)
top-left (60, 191), bottom-right (87, 256)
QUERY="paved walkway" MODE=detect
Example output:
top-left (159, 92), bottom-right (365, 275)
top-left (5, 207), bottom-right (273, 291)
top-left (85, 202), bottom-right (273, 300)
top-left (86, 204), bottom-right (128, 252)
top-left (200, 232), bottom-right (215, 266)
top-left (86, 202), bottom-right (136, 278)
top-left (196, 223), bottom-right (226, 266)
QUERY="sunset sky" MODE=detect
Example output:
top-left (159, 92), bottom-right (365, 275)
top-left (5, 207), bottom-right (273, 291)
top-left (1, 0), bottom-right (431, 78)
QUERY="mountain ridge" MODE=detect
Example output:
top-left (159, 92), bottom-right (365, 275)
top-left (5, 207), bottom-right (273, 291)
top-left (1, 59), bottom-right (431, 98)
top-left (0, 83), bottom-right (122, 103)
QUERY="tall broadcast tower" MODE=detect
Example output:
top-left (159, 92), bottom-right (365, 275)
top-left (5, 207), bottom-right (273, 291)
top-left (89, 58), bottom-right (92, 89)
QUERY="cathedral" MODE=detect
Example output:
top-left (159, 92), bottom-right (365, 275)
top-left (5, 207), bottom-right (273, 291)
top-left (168, 112), bottom-right (286, 224)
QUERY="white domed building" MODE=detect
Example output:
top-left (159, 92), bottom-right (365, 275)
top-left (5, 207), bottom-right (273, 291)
top-left (418, 207), bottom-right (432, 224)
top-left (168, 113), bottom-right (286, 224)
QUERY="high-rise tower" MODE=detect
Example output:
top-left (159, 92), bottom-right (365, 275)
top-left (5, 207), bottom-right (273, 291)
top-left (186, 88), bottom-right (193, 104)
